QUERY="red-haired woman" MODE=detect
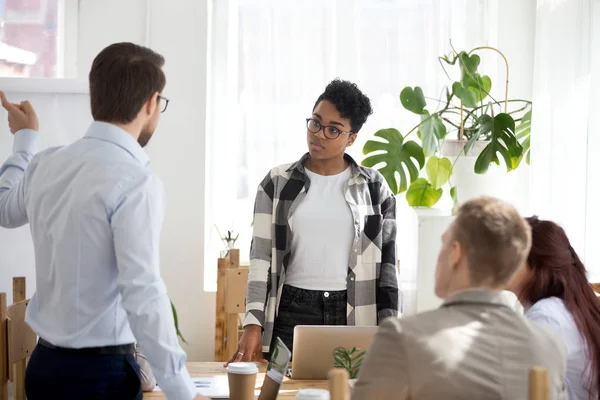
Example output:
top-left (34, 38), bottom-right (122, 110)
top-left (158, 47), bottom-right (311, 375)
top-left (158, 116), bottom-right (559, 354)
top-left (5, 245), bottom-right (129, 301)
top-left (507, 216), bottom-right (600, 400)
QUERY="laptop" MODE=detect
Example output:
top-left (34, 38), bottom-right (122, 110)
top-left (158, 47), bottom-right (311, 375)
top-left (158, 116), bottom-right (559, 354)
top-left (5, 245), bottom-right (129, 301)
top-left (291, 325), bottom-right (378, 380)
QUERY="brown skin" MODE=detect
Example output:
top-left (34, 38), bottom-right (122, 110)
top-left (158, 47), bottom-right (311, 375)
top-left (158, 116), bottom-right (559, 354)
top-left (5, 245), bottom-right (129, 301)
top-left (225, 99), bottom-right (359, 367)
top-left (305, 99), bottom-right (357, 175)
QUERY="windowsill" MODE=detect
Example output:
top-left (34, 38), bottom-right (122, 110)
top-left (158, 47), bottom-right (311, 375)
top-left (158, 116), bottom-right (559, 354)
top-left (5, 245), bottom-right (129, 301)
top-left (0, 78), bottom-right (88, 94)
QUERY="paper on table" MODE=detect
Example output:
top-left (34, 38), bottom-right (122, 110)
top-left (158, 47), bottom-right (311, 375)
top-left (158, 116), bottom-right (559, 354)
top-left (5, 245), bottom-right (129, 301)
top-left (153, 376), bottom-right (230, 398)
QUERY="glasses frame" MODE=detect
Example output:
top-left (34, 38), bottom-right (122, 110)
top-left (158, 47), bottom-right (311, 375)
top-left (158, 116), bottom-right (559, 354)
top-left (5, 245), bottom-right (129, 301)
top-left (305, 118), bottom-right (353, 140)
top-left (157, 94), bottom-right (170, 113)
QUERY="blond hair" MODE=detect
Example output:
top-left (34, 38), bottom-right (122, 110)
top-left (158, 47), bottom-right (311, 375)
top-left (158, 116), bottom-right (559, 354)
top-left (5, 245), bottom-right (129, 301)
top-left (452, 196), bottom-right (532, 286)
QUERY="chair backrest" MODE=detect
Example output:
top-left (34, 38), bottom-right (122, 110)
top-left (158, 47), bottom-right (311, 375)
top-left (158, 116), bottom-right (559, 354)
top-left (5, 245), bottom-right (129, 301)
top-left (591, 283), bottom-right (600, 296)
top-left (6, 300), bottom-right (36, 367)
top-left (328, 368), bottom-right (350, 400)
top-left (0, 277), bottom-right (37, 400)
top-left (529, 366), bottom-right (549, 400)
top-left (215, 249), bottom-right (250, 362)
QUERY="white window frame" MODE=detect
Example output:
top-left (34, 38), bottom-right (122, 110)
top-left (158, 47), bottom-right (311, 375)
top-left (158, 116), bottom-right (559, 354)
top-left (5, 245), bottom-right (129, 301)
top-left (0, 0), bottom-right (86, 94)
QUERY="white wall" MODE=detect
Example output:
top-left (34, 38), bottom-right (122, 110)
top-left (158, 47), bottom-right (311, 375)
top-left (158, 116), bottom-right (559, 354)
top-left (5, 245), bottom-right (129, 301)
top-left (77, 0), bottom-right (213, 361)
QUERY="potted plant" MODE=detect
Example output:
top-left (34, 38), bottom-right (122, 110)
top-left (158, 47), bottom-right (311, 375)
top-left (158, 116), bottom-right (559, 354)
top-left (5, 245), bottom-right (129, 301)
top-left (362, 44), bottom-right (531, 208)
top-left (215, 226), bottom-right (240, 257)
top-left (333, 346), bottom-right (367, 383)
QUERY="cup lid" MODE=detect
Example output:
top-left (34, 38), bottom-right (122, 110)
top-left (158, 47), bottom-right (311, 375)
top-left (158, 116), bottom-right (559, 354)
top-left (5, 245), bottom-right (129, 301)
top-left (296, 388), bottom-right (330, 399)
top-left (226, 362), bottom-right (259, 375)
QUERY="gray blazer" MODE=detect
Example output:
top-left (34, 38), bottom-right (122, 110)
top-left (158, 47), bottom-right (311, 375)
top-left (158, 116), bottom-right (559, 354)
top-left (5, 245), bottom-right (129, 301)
top-left (352, 289), bottom-right (568, 400)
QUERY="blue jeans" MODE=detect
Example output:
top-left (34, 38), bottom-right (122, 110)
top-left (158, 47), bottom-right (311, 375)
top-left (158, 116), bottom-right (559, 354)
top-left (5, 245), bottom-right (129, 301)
top-left (25, 343), bottom-right (142, 400)
top-left (269, 284), bottom-right (347, 360)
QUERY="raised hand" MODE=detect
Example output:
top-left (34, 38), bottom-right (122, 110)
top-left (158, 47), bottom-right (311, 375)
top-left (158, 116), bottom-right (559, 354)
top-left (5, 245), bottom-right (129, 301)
top-left (0, 91), bottom-right (39, 133)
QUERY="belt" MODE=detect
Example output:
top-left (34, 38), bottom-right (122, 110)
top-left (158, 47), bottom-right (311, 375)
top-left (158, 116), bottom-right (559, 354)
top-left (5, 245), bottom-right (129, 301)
top-left (38, 338), bottom-right (135, 355)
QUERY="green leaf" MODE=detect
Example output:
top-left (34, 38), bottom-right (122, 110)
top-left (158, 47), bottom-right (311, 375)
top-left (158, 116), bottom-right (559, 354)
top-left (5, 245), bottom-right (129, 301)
top-left (464, 74), bottom-right (492, 103)
top-left (362, 128), bottom-right (426, 194)
top-left (474, 113), bottom-right (523, 174)
top-left (171, 299), bottom-right (187, 344)
top-left (400, 87), bottom-right (427, 114)
top-left (452, 53), bottom-right (491, 107)
top-left (450, 186), bottom-right (458, 207)
top-left (452, 75), bottom-right (491, 108)
top-left (452, 81), bottom-right (478, 108)
top-left (516, 110), bottom-right (532, 139)
top-left (406, 178), bottom-right (443, 207)
top-left (459, 52), bottom-right (480, 81)
top-left (418, 111), bottom-right (447, 156)
top-left (515, 110), bottom-right (532, 167)
top-left (426, 156), bottom-right (452, 189)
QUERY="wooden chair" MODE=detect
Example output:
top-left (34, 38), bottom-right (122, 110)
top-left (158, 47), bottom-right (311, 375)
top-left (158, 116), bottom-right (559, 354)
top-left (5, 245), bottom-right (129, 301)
top-left (0, 277), bottom-right (37, 400)
top-left (328, 368), bottom-right (350, 400)
top-left (529, 366), bottom-right (549, 400)
top-left (214, 250), bottom-right (249, 362)
top-left (591, 282), bottom-right (600, 296)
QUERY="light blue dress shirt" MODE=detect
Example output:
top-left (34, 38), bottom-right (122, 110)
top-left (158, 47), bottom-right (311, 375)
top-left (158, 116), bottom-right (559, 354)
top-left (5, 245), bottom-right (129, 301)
top-left (526, 296), bottom-right (597, 400)
top-left (0, 122), bottom-right (195, 400)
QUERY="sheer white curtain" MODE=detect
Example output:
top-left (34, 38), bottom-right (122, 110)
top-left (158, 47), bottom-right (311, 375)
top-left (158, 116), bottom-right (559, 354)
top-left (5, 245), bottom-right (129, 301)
top-left (205, 0), bottom-right (500, 291)
top-left (530, 0), bottom-right (600, 281)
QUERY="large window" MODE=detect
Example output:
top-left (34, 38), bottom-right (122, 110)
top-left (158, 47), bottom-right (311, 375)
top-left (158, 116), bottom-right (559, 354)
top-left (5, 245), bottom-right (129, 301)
top-left (0, 0), bottom-right (77, 78)
top-left (205, 0), bottom-right (500, 291)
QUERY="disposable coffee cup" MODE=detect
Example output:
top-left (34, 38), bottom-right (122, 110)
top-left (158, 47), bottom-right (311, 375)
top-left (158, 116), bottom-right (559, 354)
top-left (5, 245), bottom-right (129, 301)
top-left (295, 388), bottom-right (330, 399)
top-left (227, 362), bottom-right (259, 400)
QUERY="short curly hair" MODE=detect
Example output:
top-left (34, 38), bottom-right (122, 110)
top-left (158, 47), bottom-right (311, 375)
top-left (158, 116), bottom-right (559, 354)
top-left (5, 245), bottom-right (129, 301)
top-left (313, 78), bottom-right (373, 133)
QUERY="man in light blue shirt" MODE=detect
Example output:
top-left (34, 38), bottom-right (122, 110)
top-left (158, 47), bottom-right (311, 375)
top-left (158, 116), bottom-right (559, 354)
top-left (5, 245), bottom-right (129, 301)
top-left (0, 43), bottom-right (205, 400)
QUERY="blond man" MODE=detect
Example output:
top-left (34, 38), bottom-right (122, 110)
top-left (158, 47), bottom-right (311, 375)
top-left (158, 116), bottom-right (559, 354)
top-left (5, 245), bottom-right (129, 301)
top-left (352, 197), bottom-right (567, 400)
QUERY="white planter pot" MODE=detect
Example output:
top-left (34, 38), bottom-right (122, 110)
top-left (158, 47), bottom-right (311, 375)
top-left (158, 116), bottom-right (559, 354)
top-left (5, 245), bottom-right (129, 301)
top-left (440, 139), bottom-right (520, 206)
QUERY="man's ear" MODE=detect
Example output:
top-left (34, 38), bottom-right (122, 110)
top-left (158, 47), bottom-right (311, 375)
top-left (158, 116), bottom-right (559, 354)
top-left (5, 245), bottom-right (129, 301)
top-left (346, 132), bottom-right (358, 147)
top-left (450, 240), bottom-right (463, 271)
top-left (146, 92), bottom-right (159, 116)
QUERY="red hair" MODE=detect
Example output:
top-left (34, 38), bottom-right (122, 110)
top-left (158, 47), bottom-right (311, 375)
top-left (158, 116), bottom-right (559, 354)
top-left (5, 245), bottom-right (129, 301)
top-left (520, 216), bottom-right (600, 399)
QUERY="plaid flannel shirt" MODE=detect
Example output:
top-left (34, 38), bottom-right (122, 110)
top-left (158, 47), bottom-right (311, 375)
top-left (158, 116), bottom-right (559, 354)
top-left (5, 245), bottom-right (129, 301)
top-left (244, 153), bottom-right (399, 353)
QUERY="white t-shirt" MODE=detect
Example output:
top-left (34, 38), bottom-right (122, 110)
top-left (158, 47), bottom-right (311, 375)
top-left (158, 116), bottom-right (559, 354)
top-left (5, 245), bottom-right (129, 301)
top-left (285, 167), bottom-right (354, 291)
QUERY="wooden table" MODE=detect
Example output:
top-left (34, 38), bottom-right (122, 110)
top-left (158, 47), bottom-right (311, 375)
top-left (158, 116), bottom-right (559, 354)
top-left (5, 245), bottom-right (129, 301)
top-left (143, 362), bottom-right (328, 399)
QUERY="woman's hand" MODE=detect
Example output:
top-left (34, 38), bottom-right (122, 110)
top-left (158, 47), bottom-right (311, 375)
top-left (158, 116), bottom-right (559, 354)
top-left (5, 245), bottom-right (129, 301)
top-left (224, 324), bottom-right (268, 366)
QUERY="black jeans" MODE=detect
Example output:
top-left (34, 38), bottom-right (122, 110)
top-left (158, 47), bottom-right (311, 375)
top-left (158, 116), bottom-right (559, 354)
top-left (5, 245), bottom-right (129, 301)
top-left (25, 343), bottom-right (142, 400)
top-left (269, 284), bottom-right (347, 360)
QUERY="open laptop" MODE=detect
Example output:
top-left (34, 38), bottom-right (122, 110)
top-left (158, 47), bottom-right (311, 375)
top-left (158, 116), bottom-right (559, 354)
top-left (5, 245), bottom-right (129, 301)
top-left (291, 325), bottom-right (378, 380)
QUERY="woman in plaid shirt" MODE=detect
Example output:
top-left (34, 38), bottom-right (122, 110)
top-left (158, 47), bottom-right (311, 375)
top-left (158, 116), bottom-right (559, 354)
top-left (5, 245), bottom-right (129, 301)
top-left (228, 79), bottom-right (399, 364)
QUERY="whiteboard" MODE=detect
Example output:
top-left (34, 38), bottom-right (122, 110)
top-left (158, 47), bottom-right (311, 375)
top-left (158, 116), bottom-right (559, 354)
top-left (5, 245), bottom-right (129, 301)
top-left (0, 91), bottom-right (92, 303)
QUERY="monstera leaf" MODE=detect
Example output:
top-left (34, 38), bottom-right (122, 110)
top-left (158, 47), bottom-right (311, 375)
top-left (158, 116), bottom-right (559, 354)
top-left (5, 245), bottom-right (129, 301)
top-left (515, 110), bottom-right (532, 166)
top-left (418, 111), bottom-right (447, 156)
top-left (362, 128), bottom-right (425, 194)
top-left (406, 178), bottom-right (443, 207)
top-left (400, 87), bottom-right (427, 115)
top-left (474, 113), bottom-right (523, 174)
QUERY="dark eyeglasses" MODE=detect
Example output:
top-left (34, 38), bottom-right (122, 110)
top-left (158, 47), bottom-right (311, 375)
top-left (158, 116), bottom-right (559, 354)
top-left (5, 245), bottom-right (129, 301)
top-left (157, 94), bottom-right (170, 113)
top-left (306, 118), bottom-right (352, 140)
